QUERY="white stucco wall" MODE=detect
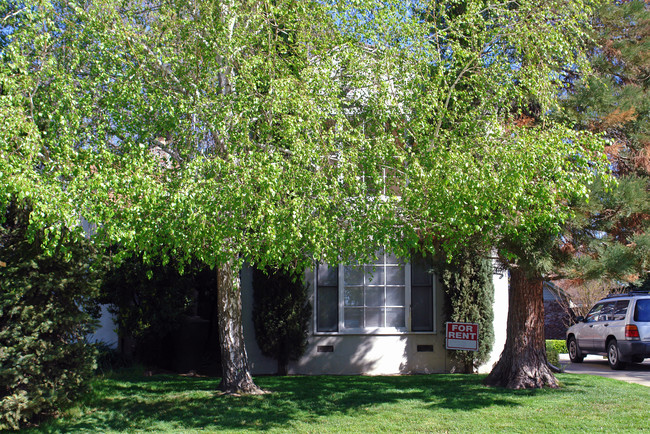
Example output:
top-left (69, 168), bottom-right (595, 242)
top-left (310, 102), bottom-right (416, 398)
top-left (242, 264), bottom-right (508, 375)
top-left (240, 265), bottom-right (277, 374)
top-left (88, 304), bottom-right (118, 349)
top-left (92, 262), bottom-right (509, 374)
top-left (478, 269), bottom-right (508, 373)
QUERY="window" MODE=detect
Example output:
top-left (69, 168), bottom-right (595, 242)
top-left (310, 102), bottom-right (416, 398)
top-left (315, 252), bottom-right (436, 334)
top-left (611, 300), bottom-right (629, 321)
top-left (585, 303), bottom-right (606, 322)
top-left (586, 301), bottom-right (628, 322)
top-left (634, 299), bottom-right (650, 322)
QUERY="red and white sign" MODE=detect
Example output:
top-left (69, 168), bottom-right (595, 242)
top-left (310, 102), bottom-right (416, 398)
top-left (446, 322), bottom-right (479, 351)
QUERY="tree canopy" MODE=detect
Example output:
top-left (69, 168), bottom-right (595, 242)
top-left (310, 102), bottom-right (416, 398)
top-left (2, 0), bottom-right (617, 391)
top-left (558, 0), bottom-right (650, 285)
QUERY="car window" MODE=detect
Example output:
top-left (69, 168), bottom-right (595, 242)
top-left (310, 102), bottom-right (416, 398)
top-left (599, 302), bottom-right (615, 321)
top-left (634, 299), bottom-right (650, 322)
top-left (586, 303), bottom-right (605, 322)
top-left (611, 300), bottom-right (629, 321)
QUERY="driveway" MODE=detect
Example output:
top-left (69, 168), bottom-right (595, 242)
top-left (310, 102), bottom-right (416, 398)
top-left (559, 354), bottom-right (650, 387)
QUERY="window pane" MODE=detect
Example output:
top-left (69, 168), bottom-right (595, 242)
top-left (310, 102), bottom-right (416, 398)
top-left (344, 308), bottom-right (363, 328)
top-left (344, 286), bottom-right (363, 306)
top-left (411, 254), bottom-right (432, 286)
top-left (412, 285), bottom-right (433, 331)
top-left (373, 251), bottom-right (385, 265)
top-left (385, 251), bottom-right (400, 264)
top-left (317, 286), bottom-right (338, 332)
top-left (386, 266), bottom-right (405, 285)
top-left (586, 303), bottom-right (604, 322)
top-left (317, 264), bottom-right (338, 286)
top-left (612, 300), bottom-right (629, 320)
top-left (344, 266), bottom-right (364, 285)
top-left (386, 308), bottom-right (405, 327)
top-left (339, 253), bottom-right (433, 332)
top-left (365, 266), bottom-right (385, 285)
top-left (366, 287), bottom-right (385, 306)
top-left (634, 299), bottom-right (650, 322)
top-left (599, 302), bottom-right (615, 321)
top-left (386, 286), bottom-right (405, 306)
top-left (365, 308), bottom-right (384, 327)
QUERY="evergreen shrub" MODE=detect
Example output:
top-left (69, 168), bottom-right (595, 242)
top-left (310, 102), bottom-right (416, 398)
top-left (0, 202), bottom-right (102, 430)
top-left (441, 253), bottom-right (495, 373)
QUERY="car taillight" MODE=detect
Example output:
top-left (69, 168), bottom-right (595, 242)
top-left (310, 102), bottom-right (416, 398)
top-left (625, 325), bottom-right (640, 338)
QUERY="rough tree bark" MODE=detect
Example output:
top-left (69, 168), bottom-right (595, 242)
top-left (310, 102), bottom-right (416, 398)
top-left (216, 259), bottom-right (264, 394)
top-left (484, 267), bottom-right (558, 389)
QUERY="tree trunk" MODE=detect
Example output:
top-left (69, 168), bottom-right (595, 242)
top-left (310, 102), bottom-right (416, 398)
top-left (217, 259), bottom-right (264, 394)
top-left (484, 267), bottom-right (558, 389)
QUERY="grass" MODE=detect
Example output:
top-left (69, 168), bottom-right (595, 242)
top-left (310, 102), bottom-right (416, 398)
top-left (29, 369), bottom-right (649, 433)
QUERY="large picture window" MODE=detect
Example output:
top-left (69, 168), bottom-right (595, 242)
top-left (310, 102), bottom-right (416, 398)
top-left (316, 252), bottom-right (436, 334)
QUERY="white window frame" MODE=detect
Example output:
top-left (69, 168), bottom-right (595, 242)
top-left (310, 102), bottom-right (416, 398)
top-left (313, 260), bottom-right (438, 336)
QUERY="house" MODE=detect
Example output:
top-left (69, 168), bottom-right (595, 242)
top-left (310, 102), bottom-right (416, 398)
top-left (543, 281), bottom-right (575, 340)
top-left (92, 255), bottom-right (509, 375)
top-left (244, 254), bottom-right (509, 375)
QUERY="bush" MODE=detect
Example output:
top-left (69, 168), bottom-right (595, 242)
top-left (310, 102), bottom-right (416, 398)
top-left (252, 266), bottom-right (311, 375)
top-left (546, 339), bottom-right (568, 366)
top-left (0, 202), bottom-right (103, 430)
top-left (100, 256), bottom-right (219, 369)
top-left (94, 342), bottom-right (129, 375)
top-left (441, 253), bottom-right (495, 373)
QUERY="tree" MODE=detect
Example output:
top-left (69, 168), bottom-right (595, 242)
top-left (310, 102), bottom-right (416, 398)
top-left (526, 0), bottom-right (650, 343)
top-left (329, 0), bottom-right (611, 388)
top-left (557, 0), bottom-right (650, 287)
top-left (1, 6), bottom-right (106, 426)
top-left (409, 0), bottom-right (650, 388)
top-left (252, 266), bottom-right (311, 376)
top-left (3, 0), bottom-right (616, 392)
top-left (3, 0), bottom-right (403, 394)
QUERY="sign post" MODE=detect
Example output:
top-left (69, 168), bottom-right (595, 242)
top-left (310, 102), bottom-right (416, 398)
top-left (445, 322), bottom-right (479, 351)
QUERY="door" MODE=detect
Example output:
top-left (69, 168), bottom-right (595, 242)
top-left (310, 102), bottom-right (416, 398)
top-left (579, 302), bottom-right (609, 351)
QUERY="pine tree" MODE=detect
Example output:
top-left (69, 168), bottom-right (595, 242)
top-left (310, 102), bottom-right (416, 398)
top-left (558, 0), bottom-right (650, 284)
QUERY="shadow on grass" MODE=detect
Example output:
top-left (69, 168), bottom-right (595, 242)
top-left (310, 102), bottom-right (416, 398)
top-left (35, 373), bottom-right (583, 432)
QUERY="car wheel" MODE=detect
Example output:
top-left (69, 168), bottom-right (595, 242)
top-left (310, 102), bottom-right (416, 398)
top-left (607, 340), bottom-right (626, 370)
top-left (568, 337), bottom-right (584, 363)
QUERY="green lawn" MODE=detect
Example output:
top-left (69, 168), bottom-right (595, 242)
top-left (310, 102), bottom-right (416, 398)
top-left (30, 370), bottom-right (649, 433)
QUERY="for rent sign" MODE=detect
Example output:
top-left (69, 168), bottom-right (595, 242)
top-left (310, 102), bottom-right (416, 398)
top-left (446, 322), bottom-right (479, 351)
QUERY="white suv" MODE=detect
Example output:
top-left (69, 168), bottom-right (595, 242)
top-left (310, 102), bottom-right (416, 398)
top-left (566, 292), bottom-right (650, 370)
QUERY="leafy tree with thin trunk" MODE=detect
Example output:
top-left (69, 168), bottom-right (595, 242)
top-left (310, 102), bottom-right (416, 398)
top-left (3, 0), bottom-right (404, 394)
